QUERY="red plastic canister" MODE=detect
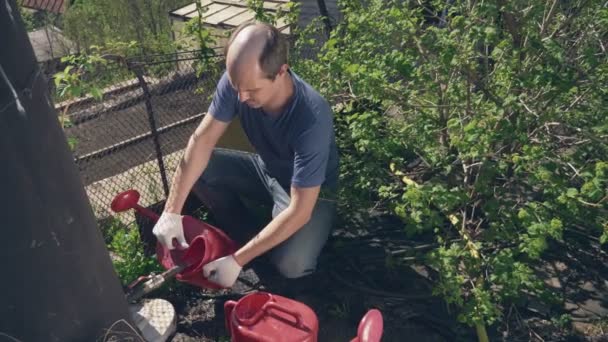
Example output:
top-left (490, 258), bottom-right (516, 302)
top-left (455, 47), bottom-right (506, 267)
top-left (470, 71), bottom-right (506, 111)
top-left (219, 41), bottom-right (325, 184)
top-left (224, 292), bottom-right (319, 342)
top-left (159, 215), bottom-right (238, 289)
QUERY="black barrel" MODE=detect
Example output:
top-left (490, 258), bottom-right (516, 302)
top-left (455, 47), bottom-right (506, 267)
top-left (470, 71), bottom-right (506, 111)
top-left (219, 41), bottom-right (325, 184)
top-left (0, 1), bottom-right (136, 341)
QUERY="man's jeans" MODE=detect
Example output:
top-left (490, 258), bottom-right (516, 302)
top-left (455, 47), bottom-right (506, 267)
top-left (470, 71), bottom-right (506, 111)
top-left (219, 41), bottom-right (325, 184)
top-left (192, 148), bottom-right (336, 279)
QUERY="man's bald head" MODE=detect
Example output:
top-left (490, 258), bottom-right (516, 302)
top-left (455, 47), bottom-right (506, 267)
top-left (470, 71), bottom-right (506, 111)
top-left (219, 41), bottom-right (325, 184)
top-left (224, 22), bottom-right (288, 82)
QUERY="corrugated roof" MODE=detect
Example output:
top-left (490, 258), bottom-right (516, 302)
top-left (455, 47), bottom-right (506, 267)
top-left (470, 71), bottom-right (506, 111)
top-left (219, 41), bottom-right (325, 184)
top-left (169, 0), bottom-right (290, 34)
top-left (21, 0), bottom-right (66, 14)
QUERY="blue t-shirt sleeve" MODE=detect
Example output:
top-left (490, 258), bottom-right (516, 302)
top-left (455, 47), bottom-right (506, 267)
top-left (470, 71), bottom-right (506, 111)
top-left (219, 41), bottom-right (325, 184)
top-left (207, 71), bottom-right (238, 122)
top-left (291, 120), bottom-right (331, 188)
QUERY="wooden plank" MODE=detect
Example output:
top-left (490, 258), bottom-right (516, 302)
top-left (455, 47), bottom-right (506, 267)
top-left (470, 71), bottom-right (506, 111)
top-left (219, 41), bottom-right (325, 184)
top-left (213, 0), bottom-right (284, 10)
top-left (179, 0), bottom-right (291, 22)
top-left (212, 0), bottom-right (247, 6)
top-left (262, 2), bottom-right (282, 10)
top-left (171, 0), bottom-right (213, 17)
top-left (223, 9), bottom-right (256, 26)
top-left (205, 6), bottom-right (248, 25)
top-left (276, 16), bottom-right (289, 29)
top-left (203, 4), bottom-right (231, 18)
top-left (276, 17), bottom-right (291, 34)
top-left (171, 3), bottom-right (197, 16)
top-left (185, 3), bottom-right (230, 18)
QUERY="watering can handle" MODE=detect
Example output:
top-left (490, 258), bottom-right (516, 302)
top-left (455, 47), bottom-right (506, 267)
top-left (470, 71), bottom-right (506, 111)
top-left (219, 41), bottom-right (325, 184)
top-left (263, 302), bottom-right (304, 328)
top-left (228, 301), bottom-right (306, 342)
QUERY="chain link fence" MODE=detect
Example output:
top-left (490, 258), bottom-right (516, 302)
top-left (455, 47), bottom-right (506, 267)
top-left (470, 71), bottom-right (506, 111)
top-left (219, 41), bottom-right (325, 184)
top-left (54, 51), bottom-right (227, 224)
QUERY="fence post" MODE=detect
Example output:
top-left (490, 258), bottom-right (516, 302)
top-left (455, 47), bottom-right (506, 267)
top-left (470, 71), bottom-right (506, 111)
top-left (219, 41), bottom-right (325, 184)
top-left (316, 0), bottom-right (333, 38)
top-left (128, 62), bottom-right (170, 197)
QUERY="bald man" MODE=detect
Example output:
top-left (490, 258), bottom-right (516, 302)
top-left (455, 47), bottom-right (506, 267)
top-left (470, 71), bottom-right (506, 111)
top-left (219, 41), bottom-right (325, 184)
top-left (152, 22), bottom-right (339, 288)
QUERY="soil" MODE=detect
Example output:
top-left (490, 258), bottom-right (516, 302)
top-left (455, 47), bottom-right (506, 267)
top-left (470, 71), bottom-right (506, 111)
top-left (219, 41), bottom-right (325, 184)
top-left (133, 205), bottom-right (472, 342)
top-left (132, 204), bottom-right (608, 342)
top-left (165, 263), bottom-right (458, 342)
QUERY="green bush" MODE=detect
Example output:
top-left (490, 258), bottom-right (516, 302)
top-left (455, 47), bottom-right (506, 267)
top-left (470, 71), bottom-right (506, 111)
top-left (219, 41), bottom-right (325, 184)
top-left (102, 219), bottom-right (163, 286)
top-left (294, 0), bottom-right (607, 339)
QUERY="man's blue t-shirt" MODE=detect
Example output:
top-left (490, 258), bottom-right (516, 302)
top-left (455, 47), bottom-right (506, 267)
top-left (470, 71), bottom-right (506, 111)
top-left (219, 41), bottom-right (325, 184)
top-left (207, 70), bottom-right (339, 192)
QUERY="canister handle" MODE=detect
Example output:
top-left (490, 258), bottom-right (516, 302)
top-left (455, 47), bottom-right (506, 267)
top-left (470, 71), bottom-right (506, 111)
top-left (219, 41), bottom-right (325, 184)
top-left (224, 300), bottom-right (237, 335)
top-left (263, 302), bottom-right (305, 329)
top-left (237, 306), bottom-right (267, 326)
top-left (235, 295), bottom-right (309, 332)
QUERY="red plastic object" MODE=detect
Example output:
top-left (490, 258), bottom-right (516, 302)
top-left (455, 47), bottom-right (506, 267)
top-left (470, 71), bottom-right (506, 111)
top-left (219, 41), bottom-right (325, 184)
top-left (161, 215), bottom-right (237, 289)
top-left (224, 292), bottom-right (318, 342)
top-left (350, 309), bottom-right (384, 342)
top-left (110, 189), bottom-right (238, 289)
top-left (111, 189), bottom-right (160, 221)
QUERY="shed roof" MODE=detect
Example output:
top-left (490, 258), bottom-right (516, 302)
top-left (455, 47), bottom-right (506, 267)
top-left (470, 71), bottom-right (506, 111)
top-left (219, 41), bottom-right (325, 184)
top-left (169, 0), bottom-right (291, 34)
top-left (21, 0), bottom-right (66, 14)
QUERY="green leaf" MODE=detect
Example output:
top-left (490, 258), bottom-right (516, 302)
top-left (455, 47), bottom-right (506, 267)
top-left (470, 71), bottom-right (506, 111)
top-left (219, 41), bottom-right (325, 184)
top-left (346, 63), bottom-right (360, 74)
top-left (601, 232), bottom-right (608, 245)
top-left (89, 87), bottom-right (103, 101)
top-left (53, 73), bottom-right (64, 87)
top-left (464, 120), bottom-right (478, 133)
top-left (326, 38), bottom-right (337, 49)
top-left (566, 188), bottom-right (578, 198)
top-left (484, 27), bottom-right (496, 37)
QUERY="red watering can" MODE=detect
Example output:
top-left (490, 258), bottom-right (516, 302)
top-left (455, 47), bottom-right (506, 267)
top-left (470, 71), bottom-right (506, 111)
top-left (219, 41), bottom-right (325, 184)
top-left (111, 189), bottom-right (238, 289)
top-left (224, 292), bottom-right (384, 342)
top-left (224, 292), bottom-right (318, 342)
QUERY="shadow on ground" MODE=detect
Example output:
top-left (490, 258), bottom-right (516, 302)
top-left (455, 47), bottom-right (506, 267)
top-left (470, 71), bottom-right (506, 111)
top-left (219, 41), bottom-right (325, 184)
top-left (497, 230), bottom-right (608, 341)
top-left (157, 203), bottom-right (472, 342)
top-left (168, 251), bottom-right (466, 342)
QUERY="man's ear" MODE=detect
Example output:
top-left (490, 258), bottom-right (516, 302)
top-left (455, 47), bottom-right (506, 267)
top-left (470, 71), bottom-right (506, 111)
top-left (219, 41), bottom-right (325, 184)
top-left (278, 64), bottom-right (290, 76)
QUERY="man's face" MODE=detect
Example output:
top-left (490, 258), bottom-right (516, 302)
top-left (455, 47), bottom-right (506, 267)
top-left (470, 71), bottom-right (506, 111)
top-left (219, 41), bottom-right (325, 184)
top-left (228, 61), bottom-right (282, 109)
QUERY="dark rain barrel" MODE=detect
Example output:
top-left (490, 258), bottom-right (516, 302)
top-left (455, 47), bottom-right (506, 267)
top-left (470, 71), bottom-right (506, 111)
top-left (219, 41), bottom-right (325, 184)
top-left (0, 1), bottom-right (136, 341)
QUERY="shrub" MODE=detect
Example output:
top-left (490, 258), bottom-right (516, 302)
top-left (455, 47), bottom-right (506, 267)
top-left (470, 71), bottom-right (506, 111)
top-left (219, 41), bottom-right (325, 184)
top-left (294, 0), bottom-right (607, 339)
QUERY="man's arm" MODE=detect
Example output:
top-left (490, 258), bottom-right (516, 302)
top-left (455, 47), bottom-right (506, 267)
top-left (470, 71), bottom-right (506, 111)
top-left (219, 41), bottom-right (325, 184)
top-left (233, 185), bottom-right (320, 266)
top-left (164, 113), bottom-right (229, 214)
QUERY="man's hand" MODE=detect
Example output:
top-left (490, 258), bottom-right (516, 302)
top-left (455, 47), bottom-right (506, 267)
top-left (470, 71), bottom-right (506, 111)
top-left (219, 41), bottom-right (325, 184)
top-left (152, 212), bottom-right (189, 250)
top-left (202, 255), bottom-right (242, 288)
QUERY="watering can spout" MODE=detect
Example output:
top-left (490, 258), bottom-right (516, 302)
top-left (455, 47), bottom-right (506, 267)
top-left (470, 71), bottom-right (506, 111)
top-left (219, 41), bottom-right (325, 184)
top-left (351, 309), bottom-right (383, 342)
top-left (110, 189), bottom-right (160, 221)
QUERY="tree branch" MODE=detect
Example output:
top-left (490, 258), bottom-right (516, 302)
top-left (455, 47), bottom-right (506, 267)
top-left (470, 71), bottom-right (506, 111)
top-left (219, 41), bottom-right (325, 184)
top-left (540, 0), bottom-right (559, 37)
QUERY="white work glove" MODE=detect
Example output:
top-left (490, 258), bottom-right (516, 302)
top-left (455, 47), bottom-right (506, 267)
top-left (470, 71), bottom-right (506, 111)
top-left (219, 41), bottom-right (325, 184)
top-left (152, 212), bottom-right (189, 250)
top-left (203, 255), bottom-right (242, 288)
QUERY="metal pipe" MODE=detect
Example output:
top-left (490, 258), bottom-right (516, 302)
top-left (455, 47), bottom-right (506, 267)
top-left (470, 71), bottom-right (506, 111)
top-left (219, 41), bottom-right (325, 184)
top-left (127, 63), bottom-right (170, 196)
